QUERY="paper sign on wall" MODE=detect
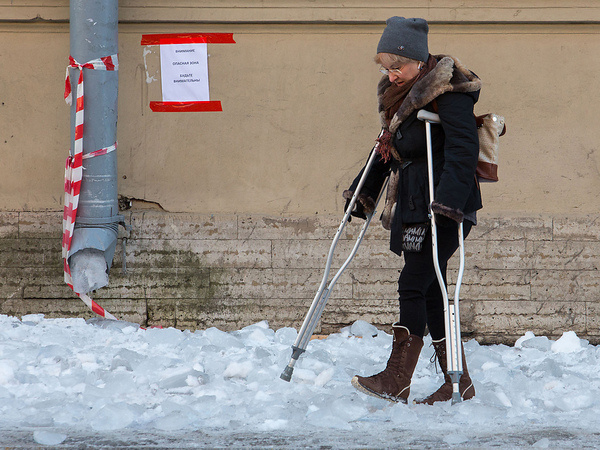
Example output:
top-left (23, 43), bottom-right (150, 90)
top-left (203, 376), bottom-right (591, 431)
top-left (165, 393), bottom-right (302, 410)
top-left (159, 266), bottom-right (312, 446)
top-left (141, 33), bottom-right (235, 112)
top-left (160, 43), bottom-right (210, 102)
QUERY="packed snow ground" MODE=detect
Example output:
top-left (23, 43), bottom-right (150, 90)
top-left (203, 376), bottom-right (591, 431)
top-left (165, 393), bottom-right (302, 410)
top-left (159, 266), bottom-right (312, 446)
top-left (1, 314), bottom-right (600, 448)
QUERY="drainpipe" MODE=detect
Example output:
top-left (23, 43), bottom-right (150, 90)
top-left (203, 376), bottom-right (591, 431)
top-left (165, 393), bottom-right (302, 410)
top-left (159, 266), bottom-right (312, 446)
top-left (67, 0), bottom-right (121, 293)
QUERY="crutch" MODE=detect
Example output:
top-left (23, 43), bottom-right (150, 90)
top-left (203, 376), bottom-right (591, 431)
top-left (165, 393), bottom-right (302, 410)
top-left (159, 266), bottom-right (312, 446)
top-left (280, 131), bottom-right (389, 382)
top-left (417, 109), bottom-right (465, 404)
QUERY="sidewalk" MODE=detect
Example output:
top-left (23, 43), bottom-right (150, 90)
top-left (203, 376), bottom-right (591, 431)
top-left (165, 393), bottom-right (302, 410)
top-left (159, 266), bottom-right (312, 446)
top-left (2, 426), bottom-right (599, 449)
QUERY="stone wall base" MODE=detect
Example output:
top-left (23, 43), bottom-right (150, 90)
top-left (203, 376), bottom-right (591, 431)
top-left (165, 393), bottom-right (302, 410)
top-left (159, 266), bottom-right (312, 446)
top-left (1, 211), bottom-right (598, 345)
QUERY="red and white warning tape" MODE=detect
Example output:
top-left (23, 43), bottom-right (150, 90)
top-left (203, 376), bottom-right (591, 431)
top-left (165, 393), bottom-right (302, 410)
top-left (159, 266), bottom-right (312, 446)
top-left (62, 54), bottom-right (119, 321)
top-left (82, 143), bottom-right (117, 160)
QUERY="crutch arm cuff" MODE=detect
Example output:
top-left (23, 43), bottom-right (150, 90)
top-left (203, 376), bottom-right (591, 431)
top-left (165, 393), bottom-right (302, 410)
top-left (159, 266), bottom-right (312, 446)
top-left (431, 201), bottom-right (464, 223)
top-left (343, 190), bottom-right (376, 216)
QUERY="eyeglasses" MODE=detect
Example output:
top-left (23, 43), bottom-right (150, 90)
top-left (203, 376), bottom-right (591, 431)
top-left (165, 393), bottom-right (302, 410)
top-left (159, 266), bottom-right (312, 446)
top-left (379, 65), bottom-right (406, 76)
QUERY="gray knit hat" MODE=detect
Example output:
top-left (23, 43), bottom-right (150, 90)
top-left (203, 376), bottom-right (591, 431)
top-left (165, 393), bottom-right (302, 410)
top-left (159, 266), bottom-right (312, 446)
top-left (377, 17), bottom-right (429, 62)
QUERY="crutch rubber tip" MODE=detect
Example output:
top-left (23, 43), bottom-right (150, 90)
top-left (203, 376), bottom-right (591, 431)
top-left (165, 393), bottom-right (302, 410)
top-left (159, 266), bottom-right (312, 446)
top-left (280, 366), bottom-right (294, 382)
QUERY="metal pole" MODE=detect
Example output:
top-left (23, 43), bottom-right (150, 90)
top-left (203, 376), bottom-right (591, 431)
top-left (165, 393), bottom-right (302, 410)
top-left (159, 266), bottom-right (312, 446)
top-left (68, 0), bottom-right (121, 292)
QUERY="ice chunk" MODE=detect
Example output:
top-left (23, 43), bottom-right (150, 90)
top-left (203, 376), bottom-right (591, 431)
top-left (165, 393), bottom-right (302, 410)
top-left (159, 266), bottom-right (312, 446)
top-left (23, 410), bottom-right (54, 428)
top-left (389, 403), bottom-right (419, 424)
top-left (235, 321), bottom-right (275, 344)
top-left (329, 397), bottom-right (369, 422)
top-left (33, 430), bottom-right (67, 446)
top-left (532, 438), bottom-right (551, 448)
top-left (554, 394), bottom-right (594, 411)
top-left (69, 248), bottom-right (109, 294)
top-left (314, 367), bottom-right (334, 387)
top-left (349, 320), bottom-right (379, 338)
top-left (86, 317), bottom-right (140, 332)
top-left (274, 327), bottom-right (297, 345)
top-left (36, 344), bottom-right (69, 359)
top-left (252, 346), bottom-right (272, 362)
top-left (0, 360), bottom-right (16, 385)
top-left (144, 326), bottom-right (185, 347)
top-left (246, 328), bottom-right (273, 344)
top-left (223, 361), bottom-right (253, 379)
top-left (481, 361), bottom-right (500, 371)
top-left (21, 314), bottom-right (45, 324)
top-left (292, 368), bottom-right (317, 383)
top-left (159, 369), bottom-right (208, 389)
top-left (306, 406), bottom-right (352, 431)
top-left (514, 331), bottom-right (536, 348)
top-left (241, 320), bottom-right (270, 331)
top-left (305, 349), bottom-right (334, 367)
top-left (456, 402), bottom-right (506, 425)
top-left (154, 412), bottom-right (194, 431)
top-left (258, 419), bottom-right (288, 431)
top-left (468, 348), bottom-right (502, 372)
top-left (552, 331), bottom-right (585, 353)
top-left (102, 372), bottom-right (137, 395)
top-left (90, 403), bottom-right (135, 431)
top-left (136, 355), bottom-right (183, 377)
top-left (110, 348), bottom-right (144, 371)
top-left (0, 385), bottom-right (12, 399)
top-left (203, 327), bottom-right (245, 349)
top-left (495, 389), bottom-right (513, 407)
top-left (521, 336), bottom-right (554, 352)
top-left (531, 358), bottom-right (563, 378)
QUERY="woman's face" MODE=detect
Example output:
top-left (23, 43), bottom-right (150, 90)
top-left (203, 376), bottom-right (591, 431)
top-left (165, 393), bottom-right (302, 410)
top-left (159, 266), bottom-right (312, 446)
top-left (382, 61), bottom-right (422, 86)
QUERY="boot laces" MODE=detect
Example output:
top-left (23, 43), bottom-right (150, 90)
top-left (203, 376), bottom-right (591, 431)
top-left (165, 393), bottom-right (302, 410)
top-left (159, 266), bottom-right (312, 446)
top-left (385, 336), bottom-right (409, 375)
top-left (429, 342), bottom-right (446, 375)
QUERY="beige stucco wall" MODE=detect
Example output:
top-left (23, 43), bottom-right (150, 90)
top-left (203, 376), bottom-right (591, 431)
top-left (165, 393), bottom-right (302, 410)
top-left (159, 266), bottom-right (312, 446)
top-left (1, 1), bottom-right (599, 215)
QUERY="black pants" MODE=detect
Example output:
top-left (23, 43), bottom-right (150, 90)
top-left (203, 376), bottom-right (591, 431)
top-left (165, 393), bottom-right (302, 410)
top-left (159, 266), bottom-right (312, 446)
top-left (397, 220), bottom-right (473, 340)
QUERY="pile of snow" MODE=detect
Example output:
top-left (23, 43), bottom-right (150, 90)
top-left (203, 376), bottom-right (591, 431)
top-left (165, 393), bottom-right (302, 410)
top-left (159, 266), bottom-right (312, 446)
top-left (1, 315), bottom-right (599, 447)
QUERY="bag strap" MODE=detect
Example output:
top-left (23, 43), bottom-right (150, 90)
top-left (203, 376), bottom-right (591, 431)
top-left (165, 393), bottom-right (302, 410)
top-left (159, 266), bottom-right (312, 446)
top-left (431, 98), bottom-right (506, 136)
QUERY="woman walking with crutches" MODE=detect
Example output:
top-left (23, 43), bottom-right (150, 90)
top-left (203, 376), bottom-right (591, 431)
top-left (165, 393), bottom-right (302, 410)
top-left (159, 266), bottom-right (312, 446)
top-left (344, 16), bottom-right (482, 404)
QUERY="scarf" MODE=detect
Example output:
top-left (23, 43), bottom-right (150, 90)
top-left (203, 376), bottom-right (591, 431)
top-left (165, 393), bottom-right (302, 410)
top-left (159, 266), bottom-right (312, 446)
top-left (377, 55), bottom-right (438, 163)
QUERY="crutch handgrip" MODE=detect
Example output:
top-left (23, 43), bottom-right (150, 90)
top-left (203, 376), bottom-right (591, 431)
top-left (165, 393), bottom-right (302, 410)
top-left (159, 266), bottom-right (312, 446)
top-left (417, 110), bottom-right (441, 124)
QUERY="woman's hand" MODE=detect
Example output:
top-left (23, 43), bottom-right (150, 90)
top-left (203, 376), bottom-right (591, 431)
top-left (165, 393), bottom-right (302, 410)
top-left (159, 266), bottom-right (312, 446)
top-left (343, 190), bottom-right (376, 221)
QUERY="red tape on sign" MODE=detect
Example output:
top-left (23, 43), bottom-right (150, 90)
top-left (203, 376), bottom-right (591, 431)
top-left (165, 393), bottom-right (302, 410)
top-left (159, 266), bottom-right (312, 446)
top-left (149, 101), bottom-right (223, 112)
top-left (140, 33), bottom-right (235, 46)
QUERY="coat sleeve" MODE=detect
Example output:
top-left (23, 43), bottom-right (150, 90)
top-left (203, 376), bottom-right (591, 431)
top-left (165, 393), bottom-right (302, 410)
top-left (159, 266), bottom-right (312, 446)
top-left (432, 91), bottom-right (479, 222)
top-left (348, 148), bottom-right (390, 202)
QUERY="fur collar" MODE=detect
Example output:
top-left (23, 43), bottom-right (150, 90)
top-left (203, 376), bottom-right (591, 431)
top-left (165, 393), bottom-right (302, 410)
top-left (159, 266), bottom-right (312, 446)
top-left (378, 55), bottom-right (482, 133)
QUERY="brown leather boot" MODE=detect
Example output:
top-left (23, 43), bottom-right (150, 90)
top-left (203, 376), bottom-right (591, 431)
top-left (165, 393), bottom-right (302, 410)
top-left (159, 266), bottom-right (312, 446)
top-left (351, 324), bottom-right (423, 404)
top-left (414, 338), bottom-right (475, 405)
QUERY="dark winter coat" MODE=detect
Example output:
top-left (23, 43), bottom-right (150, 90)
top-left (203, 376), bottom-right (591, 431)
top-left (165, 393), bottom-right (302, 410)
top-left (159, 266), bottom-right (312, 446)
top-left (348, 55), bottom-right (483, 256)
